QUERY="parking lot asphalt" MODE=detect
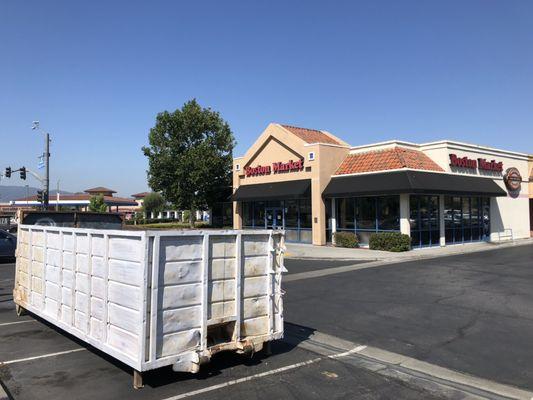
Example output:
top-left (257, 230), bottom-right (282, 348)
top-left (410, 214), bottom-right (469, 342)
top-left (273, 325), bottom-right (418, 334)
top-left (0, 261), bottom-right (443, 400)
top-left (285, 243), bottom-right (533, 392)
top-left (2, 244), bottom-right (533, 399)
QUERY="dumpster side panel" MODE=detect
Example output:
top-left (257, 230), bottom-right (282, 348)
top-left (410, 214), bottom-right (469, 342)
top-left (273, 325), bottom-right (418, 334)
top-left (149, 231), bottom-right (284, 368)
top-left (14, 226), bottom-right (147, 370)
top-left (155, 235), bottom-right (204, 358)
top-left (241, 233), bottom-right (284, 337)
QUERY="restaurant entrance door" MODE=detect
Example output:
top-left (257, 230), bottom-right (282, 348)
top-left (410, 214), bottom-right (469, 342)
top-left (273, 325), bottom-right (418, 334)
top-left (265, 208), bottom-right (284, 229)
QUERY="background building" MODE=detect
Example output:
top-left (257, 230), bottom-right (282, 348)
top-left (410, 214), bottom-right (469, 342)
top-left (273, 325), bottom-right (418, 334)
top-left (11, 186), bottom-right (137, 212)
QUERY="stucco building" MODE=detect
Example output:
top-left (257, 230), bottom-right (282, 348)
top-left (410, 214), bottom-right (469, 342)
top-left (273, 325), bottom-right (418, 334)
top-left (232, 123), bottom-right (530, 246)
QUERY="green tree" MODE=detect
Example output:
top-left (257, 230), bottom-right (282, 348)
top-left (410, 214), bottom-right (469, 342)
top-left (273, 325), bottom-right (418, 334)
top-left (142, 192), bottom-right (166, 217)
top-left (142, 99), bottom-right (235, 228)
top-left (88, 195), bottom-right (108, 213)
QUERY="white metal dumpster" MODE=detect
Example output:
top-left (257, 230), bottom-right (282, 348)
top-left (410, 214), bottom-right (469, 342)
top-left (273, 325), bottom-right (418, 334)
top-left (13, 225), bottom-right (284, 385)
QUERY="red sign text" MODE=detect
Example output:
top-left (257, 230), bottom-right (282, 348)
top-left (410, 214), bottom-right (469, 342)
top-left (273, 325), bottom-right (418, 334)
top-left (449, 154), bottom-right (503, 172)
top-left (245, 159), bottom-right (304, 177)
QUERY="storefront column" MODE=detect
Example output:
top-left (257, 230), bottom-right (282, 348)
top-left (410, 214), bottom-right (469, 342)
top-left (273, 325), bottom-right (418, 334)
top-left (331, 198), bottom-right (337, 245)
top-left (439, 195), bottom-right (446, 246)
top-left (399, 194), bottom-right (410, 237)
top-left (312, 180), bottom-right (327, 246)
top-left (233, 201), bottom-right (242, 229)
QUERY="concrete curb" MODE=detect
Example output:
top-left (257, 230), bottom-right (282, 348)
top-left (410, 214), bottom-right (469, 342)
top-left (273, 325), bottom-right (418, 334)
top-left (285, 239), bottom-right (533, 282)
top-left (0, 383), bottom-right (10, 400)
top-left (287, 238), bottom-right (533, 262)
top-left (284, 323), bottom-right (533, 400)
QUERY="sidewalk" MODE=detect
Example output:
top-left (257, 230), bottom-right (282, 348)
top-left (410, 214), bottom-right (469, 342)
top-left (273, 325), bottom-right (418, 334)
top-left (0, 384), bottom-right (8, 400)
top-left (285, 238), bottom-right (533, 262)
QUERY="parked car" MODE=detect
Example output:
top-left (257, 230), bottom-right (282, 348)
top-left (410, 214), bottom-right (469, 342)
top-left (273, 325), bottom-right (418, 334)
top-left (0, 229), bottom-right (16, 261)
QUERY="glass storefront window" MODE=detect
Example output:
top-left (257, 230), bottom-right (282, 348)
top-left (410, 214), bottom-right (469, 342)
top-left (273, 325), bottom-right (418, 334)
top-left (299, 199), bottom-right (312, 229)
top-left (253, 201), bottom-right (265, 228)
top-left (356, 197), bottom-right (376, 230)
top-left (333, 195), bottom-right (400, 244)
top-left (462, 197), bottom-right (471, 241)
top-left (336, 198), bottom-right (355, 230)
top-left (285, 200), bottom-right (299, 228)
top-left (444, 196), bottom-right (453, 243)
top-left (471, 197), bottom-right (480, 241)
top-left (241, 198), bottom-right (312, 243)
top-left (444, 196), bottom-right (490, 244)
top-left (482, 198), bottom-right (491, 238)
top-left (378, 196), bottom-right (400, 230)
top-left (429, 196), bottom-right (439, 245)
top-left (410, 195), bottom-right (440, 248)
top-left (243, 202), bottom-right (253, 227)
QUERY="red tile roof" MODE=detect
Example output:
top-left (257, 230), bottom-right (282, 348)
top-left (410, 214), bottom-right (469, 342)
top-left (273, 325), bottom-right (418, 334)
top-left (84, 186), bottom-right (116, 194)
top-left (280, 124), bottom-right (341, 145)
top-left (14, 194), bottom-right (137, 205)
top-left (335, 147), bottom-right (444, 175)
top-left (131, 192), bottom-right (150, 199)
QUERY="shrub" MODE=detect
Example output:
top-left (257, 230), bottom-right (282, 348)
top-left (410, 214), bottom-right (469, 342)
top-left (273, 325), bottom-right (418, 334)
top-left (125, 217), bottom-right (180, 225)
top-left (334, 232), bottom-right (359, 248)
top-left (142, 192), bottom-right (166, 214)
top-left (369, 232), bottom-right (411, 252)
top-left (88, 195), bottom-right (108, 213)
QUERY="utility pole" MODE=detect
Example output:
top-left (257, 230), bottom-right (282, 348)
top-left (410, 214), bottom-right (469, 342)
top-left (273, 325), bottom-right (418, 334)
top-left (44, 132), bottom-right (50, 207)
top-left (32, 121), bottom-right (51, 209)
top-left (56, 179), bottom-right (60, 211)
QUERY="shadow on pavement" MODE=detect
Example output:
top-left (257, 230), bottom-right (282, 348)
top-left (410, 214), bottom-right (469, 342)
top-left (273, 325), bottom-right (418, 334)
top-left (13, 309), bottom-right (316, 390)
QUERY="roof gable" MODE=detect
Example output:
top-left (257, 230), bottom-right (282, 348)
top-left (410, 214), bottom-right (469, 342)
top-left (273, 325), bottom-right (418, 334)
top-left (280, 124), bottom-right (342, 145)
top-left (244, 136), bottom-right (303, 168)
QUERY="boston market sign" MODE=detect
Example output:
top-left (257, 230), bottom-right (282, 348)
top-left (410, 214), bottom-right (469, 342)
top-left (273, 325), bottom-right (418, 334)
top-left (245, 159), bottom-right (304, 177)
top-left (449, 154), bottom-right (503, 172)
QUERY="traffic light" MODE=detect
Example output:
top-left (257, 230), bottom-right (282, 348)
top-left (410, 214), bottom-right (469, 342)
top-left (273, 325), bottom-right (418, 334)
top-left (5, 167), bottom-right (11, 178)
top-left (36, 190), bottom-right (44, 203)
top-left (20, 167), bottom-right (26, 180)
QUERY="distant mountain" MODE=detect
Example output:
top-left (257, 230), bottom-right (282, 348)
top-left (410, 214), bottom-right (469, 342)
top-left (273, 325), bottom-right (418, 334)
top-left (0, 185), bottom-right (72, 202)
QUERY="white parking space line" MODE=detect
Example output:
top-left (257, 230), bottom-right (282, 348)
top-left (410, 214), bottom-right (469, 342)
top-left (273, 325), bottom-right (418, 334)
top-left (1, 348), bottom-right (86, 365)
top-left (286, 328), bottom-right (533, 400)
top-left (0, 320), bottom-right (36, 327)
top-left (163, 346), bottom-right (367, 400)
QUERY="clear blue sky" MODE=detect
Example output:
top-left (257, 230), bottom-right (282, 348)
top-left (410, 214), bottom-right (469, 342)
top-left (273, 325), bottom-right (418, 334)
top-left (1, 1), bottom-right (532, 196)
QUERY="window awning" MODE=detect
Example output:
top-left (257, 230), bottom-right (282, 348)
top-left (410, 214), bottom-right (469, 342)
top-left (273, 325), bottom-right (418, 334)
top-left (232, 179), bottom-right (311, 201)
top-left (323, 170), bottom-right (507, 197)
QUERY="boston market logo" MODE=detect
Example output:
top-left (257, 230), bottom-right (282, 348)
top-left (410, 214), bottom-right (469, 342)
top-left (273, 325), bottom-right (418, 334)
top-left (503, 167), bottom-right (522, 192)
top-left (245, 159), bottom-right (304, 177)
top-left (449, 154), bottom-right (503, 172)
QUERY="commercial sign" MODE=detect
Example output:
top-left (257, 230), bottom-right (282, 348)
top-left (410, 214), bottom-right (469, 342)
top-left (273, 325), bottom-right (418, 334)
top-left (245, 159), bottom-right (304, 177)
top-left (503, 167), bottom-right (522, 191)
top-left (449, 154), bottom-right (503, 172)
